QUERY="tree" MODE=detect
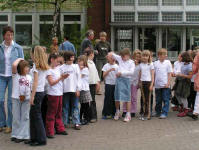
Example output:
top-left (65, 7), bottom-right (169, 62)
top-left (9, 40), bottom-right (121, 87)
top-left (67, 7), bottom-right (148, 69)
top-left (0, 0), bottom-right (91, 39)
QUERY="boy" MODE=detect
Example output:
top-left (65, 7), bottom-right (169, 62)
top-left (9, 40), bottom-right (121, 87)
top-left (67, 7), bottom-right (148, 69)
top-left (153, 48), bottom-right (172, 119)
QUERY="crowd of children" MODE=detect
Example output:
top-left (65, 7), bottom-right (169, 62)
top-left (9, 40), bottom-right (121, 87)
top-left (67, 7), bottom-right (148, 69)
top-left (4, 44), bottom-right (199, 146)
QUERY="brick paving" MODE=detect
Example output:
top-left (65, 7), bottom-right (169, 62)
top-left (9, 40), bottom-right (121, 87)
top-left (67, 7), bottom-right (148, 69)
top-left (1, 87), bottom-right (199, 150)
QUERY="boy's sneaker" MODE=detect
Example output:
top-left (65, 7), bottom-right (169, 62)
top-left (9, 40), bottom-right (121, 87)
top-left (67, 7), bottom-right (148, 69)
top-left (159, 114), bottom-right (167, 119)
top-left (114, 112), bottom-right (120, 121)
top-left (139, 114), bottom-right (144, 120)
top-left (124, 115), bottom-right (131, 122)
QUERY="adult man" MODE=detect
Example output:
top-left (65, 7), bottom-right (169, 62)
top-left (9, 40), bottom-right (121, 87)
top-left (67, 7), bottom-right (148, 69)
top-left (59, 36), bottom-right (76, 55)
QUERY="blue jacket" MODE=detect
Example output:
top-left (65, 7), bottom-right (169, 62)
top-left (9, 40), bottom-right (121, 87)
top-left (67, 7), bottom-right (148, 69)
top-left (0, 42), bottom-right (24, 75)
top-left (59, 41), bottom-right (76, 54)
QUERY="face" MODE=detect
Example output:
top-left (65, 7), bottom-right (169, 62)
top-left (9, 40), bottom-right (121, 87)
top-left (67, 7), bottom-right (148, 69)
top-left (135, 54), bottom-right (141, 63)
top-left (142, 55), bottom-right (149, 63)
top-left (100, 36), bottom-right (106, 42)
top-left (78, 60), bottom-right (84, 67)
top-left (23, 66), bottom-right (30, 75)
top-left (178, 54), bottom-right (182, 62)
top-left (106, 55), bottom-right (114, 64)
top-left (52, 39), bottom-right (58, 45)
top-left (158, 54), bottom-right (167, 61)
top-left (51, 58), bottom-right (59, 67)
top-left (3, 31), bottom-right (13, 45)
top-left (58, 56), bottom-right (64, 65)
top-left (89, 33), bottom-right (94, 40)
top-left (122, 55), bottom-right (130, 61)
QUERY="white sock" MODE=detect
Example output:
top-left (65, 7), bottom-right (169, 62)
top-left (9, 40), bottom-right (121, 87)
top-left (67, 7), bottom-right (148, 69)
top-left (127, 112), bottom-right (131, 117)
top-left (116, 109), bottom-right (120, 114)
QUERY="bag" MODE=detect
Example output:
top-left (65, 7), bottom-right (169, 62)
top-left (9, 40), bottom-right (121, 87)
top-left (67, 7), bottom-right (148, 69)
top-left (88, 101), bottom-right (97, 121)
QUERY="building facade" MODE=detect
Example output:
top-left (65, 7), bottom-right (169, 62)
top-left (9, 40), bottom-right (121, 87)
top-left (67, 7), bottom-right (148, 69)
top-left (0, 2), bottom-right (86, 47)
top-left (110, 0), bottom-right (199, 60)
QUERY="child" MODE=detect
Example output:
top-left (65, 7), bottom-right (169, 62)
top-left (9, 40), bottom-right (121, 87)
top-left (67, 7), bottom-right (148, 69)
top-left (28, 46), bottom-right (49, 146)
top-left (153, 48), bottom-right (172, 119)
top-left (108, 48), bottom-right (135, 122)
top-left (174, 51), bottom-right (193, 117)
top-left (11, 59), bottom-right (31, 143)
top-left (60, 51), bottom-right (81, 130)
top-left (78, 55), bottom-right (92, 125)
top-left (139, 50), bottom-right (154, 120)
top-left (58, 51), bottom-right (65, 65)
top-left (102, 54), bottom-right (118, 119)
top-left (85, 49), bottom-right (100, 123)
top-left (123, 49), bottom-right (141, 118)
top-left (46, 53), bottom-right (68, 138)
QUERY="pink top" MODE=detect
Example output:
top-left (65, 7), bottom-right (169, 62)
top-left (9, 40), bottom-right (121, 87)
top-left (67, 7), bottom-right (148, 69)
top-left (193, 53), bottom-right (199, 91)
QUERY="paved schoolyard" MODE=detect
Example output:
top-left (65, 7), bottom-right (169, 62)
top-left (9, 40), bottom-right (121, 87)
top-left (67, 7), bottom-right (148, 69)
top-left (0, 86), bottom-right (199, 150)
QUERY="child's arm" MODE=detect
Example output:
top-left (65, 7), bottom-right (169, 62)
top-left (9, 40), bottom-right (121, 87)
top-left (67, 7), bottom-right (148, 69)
top-left (103, 68), bottom-right (115, 78)
top-left (47, 74), bottom-right (69, 86)
top-left (149, 69), bottom-right (154, 91)
top-left (108, 52), bottom-right (121, 62)
top-left (12, 58), bottom-right (23, 74)
top-left (30, 71), bottom-right (38, 105)
top-left (177, 71), bottom-right (193, 79)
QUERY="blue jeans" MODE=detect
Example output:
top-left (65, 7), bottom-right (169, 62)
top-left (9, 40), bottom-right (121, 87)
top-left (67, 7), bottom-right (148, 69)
top-left (62, 92), bottom-right (80, 125)
top-left (155, 88), bottom-right (171, 116)
top-left (0, 76), bottom-right (12, 128)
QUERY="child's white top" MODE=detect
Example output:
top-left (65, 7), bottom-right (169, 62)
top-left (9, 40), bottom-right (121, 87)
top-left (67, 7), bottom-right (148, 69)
top-left (80, 67), bottom-right (90, 91)
top-left (32, 64), bottom-right (48, 92)
top-left (46, 66), bottom-right (63, 96)
top-left (154, 60), bottom-right (172, 88)
top-left (131, 64), bottom-right (140, 86)
top-left (112, 53), bottom-right (135, 78)
top-left (60, 64), bottom-right (81, 93)
top-left (140, 63), bottom-right (154, 82)
top-left (88, 59), bottom-right (100, 84)
top-left (12, 73), bottom-right (32, 100)
top-left (174, 61), bottom-right (183, 74)
top-left (102, 63), bottom-right (118, 85)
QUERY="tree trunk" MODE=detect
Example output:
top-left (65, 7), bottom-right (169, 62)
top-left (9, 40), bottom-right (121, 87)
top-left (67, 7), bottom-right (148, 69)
top-left (52, 1), bottom-right (61, 39)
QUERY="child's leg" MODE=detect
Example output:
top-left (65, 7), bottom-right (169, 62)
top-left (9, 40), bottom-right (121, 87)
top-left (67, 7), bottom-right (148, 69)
top-left (102, 84), bottom-right (113, 116)
top-left (62, 93), bottom-right (70, 126)
top-left (18, 100), bottom-right (30, 139)
top-left (111, 85), bottom-right (116, 116)
top-left (84, 102), bottom-right (90, 121)
top-left (130, 85), bottom-right (138, 113)
top-left (11, 99), bottom-right (20, 138)
top-left (143, 83), bottom-right (150, 117)
top-left (71, 95), bottom-right (80, 125)
top-left (80, 103), bottom-right (84, 121)
top-left (55, 96), bottom-right (65, 133)
top-left (161, 88), bottom-right (171, 116)
top-left (89, 84), bottom-right (97, 120)
top-left (155, 88), bottom-right (162, 115)
top-left (193, 92), bottom-right (199, 115)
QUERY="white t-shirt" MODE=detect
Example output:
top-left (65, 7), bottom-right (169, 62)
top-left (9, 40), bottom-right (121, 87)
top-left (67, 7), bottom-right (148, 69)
top-left (154, 60), bottom-right (172, 88)
top-left (173, 61), bottom-right (183, 74)
top-left (32, 64), bottom-right (48, 92)
top-left (102, 63), bottom-right (118, 85)
top-left (80, 67), bottom-right (90, 91)
top-left (112, 54), bottom-right (135, 78)
top-left (88, 60), bottom-right (100, 84)
top-left (130, 65), bottom-right (140, 86)
top-left (12, 73), bottom-right (32, 100)
top-left (60, 64), bottom-right (81, 93)
top-left (140, 63), bottom-right (154, 81)
top-left (46, 66), bottom-right (63, 96)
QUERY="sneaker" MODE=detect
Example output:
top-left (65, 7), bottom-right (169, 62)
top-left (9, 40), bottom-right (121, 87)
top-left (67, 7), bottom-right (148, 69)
top-left (187, 112), bottom-right (193, 117)
top-left (142, 117), bottom-right (148, 121)
top-left (81, 119), bottom-right (89, 125)
top-left (177, 109), bottom-right (188, 117)
top-left (192, 114), bottom-right (198, 120)
top-left (114, 113), bottom-right (120, 121)
top-left (56, 131), bottom-right (68, 135)
top-left (4, 127), bottom-right (11, 134)
top-left (159, 114), bottom-right (167, 119)
top-left (152, 112), bottom-right (160, 117)
top-left (139, 114), bottom-right (144, 120)
top-left (102, 116), bottom-right (107, 120)
top-left (123, 115), bottom-right (131, 122)
top-left (122, 112), bottom-right (126, 118)
top-left (10, 137), bottom-right (17, 141)
top-left (15, 139), bottom-right (25, 143)
top-left (47, 135), bottom-right (55, 139)
top-left (90, 119), bottom-right (97, 123)
top-left (106, 115), bottom-right (112, 119)
top-left (74, 124), bottom-right (81, 130)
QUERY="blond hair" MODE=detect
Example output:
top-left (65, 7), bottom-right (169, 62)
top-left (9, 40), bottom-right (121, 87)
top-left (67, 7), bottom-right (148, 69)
top-left (157, 48), bottom-right (167, 56)
top-left (132, 49), bottom-right (141, 59)
top-left (99, 31), bottom-right (107, 37)
top-left (120, 48), bottom-right (131, 57)
top-left (33, 46), bottom-right (49, 71)
top-left (141, 50), bottom-right (152, 63)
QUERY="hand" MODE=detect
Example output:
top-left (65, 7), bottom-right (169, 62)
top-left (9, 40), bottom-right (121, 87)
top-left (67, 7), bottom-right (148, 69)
top-left (96, 82), bottom-right (101, 93)
top-left (61, 73), bottom-right (69, 80)
top-left (149, 85), bottom-right (153, 91)
top-left (164, 83), bottom-right (170, 88)
top-left (76, 91), bottom-right (80, 98)
top-left (109, 68), bottom-right (115, 72)
top-left (116, 72), bottom-right (122, 77)
top-left (30, 97), bottom-right (34, 105)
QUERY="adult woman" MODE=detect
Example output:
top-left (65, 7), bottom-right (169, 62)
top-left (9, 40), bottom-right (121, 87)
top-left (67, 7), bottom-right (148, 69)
top-left (0, 26), bottom-right (24, 133)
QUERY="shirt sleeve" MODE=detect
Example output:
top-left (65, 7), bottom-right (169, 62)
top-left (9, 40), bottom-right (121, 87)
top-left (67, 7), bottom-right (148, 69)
top-left (32, 64), bottom-right (38, 73)
top-left (112, 53), bottom-right (122, 63)
top-left (102, 64), bottom-right (108, 72)
top-left (76, 65), bottom-right (82, 91)
top-left (150, 63), bottom-right (155, 70)
top-left (167, 61), bottom-right (173, 73)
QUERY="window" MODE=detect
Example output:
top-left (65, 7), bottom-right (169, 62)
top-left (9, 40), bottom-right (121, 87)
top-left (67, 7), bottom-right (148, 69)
top-left (40, 15), bottom-right (53, 21)
top-left (0, 25), bottom-right (7, 43)
top-left (162, 12), bottom-right (183, 22)
top-left (162, 0), bottom-right (182, 6)
top-left (138, 12), bottom-right (158, 22)
top-left (15, 15), bottom-right (32, 45)
top-left (138, 0), bottom-right (158, 6)
top-left (64, 15), bottom-right (81, 21)
top-left (0, 15), bottom-right (8, 21)
top-left (114, 12), bottom-right (135, 22)
top-left (115, 28), bottom-right (133, 51)
top-left (40, 24), bottom-right (53, 46)
top-left (187, 0), bottom-right (199, 5)
top-left (114, 0), bottom-right (134, 6)
top-left (187, 12), bottom-right (199, 22)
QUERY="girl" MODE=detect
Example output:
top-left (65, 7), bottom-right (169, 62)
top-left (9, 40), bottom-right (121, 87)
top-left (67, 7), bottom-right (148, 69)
top-left (28, 46), bottom-right (49, 146)
top-left (108, 48), bottom-right (135, 122)
top-left (46, 53), bottom-right (68, 138)
top-left (85, 49), bottom-right (100, 123)
top-left (78, 55), bottom-right (92, 125)
top-left (122, 49), bottom-right (141, 118)
top-left (11, 58), bottom-right (31, 143)
top-left (139, 50), bottom-right (154, 121)
top-left (174, 51), bottom-right (193, 117)
top-left (102, 54), bottom-right (118, 119)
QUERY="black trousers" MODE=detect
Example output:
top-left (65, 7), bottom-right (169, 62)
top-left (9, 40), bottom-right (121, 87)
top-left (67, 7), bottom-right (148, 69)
top-left (102, 84), bottom-right (116, 116)
top-left (30, 92), bottom-right (46, 143)
top-left (41, 94), bottom-right (48, 127)
top-left (80, 102), bottom-right (90, 121)
top-left (89, 84), bottom-right (97, 120)
top-left (188, 82), bottom-right (197, 110)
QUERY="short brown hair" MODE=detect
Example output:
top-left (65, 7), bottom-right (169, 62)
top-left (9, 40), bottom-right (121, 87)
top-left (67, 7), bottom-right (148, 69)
top-left (17, 60), bottom-right (29, 75)
top-left (157, 48), bottom-right (167, 56)
top-left (2, 26), bottom-right (14, 36)
top-left (99, 31), bottom-right (107, 37)
top-left (64, 51), bottom-right (75, 62)
top-left (120, 48), bottom-right (131, 57)
top-left (181, 51), bottom-right (192, 63)
top-left (84, 49), bottom-right (94, 57)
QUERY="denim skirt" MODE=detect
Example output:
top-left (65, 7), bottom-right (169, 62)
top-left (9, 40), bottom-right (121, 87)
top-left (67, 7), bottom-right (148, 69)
top-left (114, 77), bottom-right (131, 102)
